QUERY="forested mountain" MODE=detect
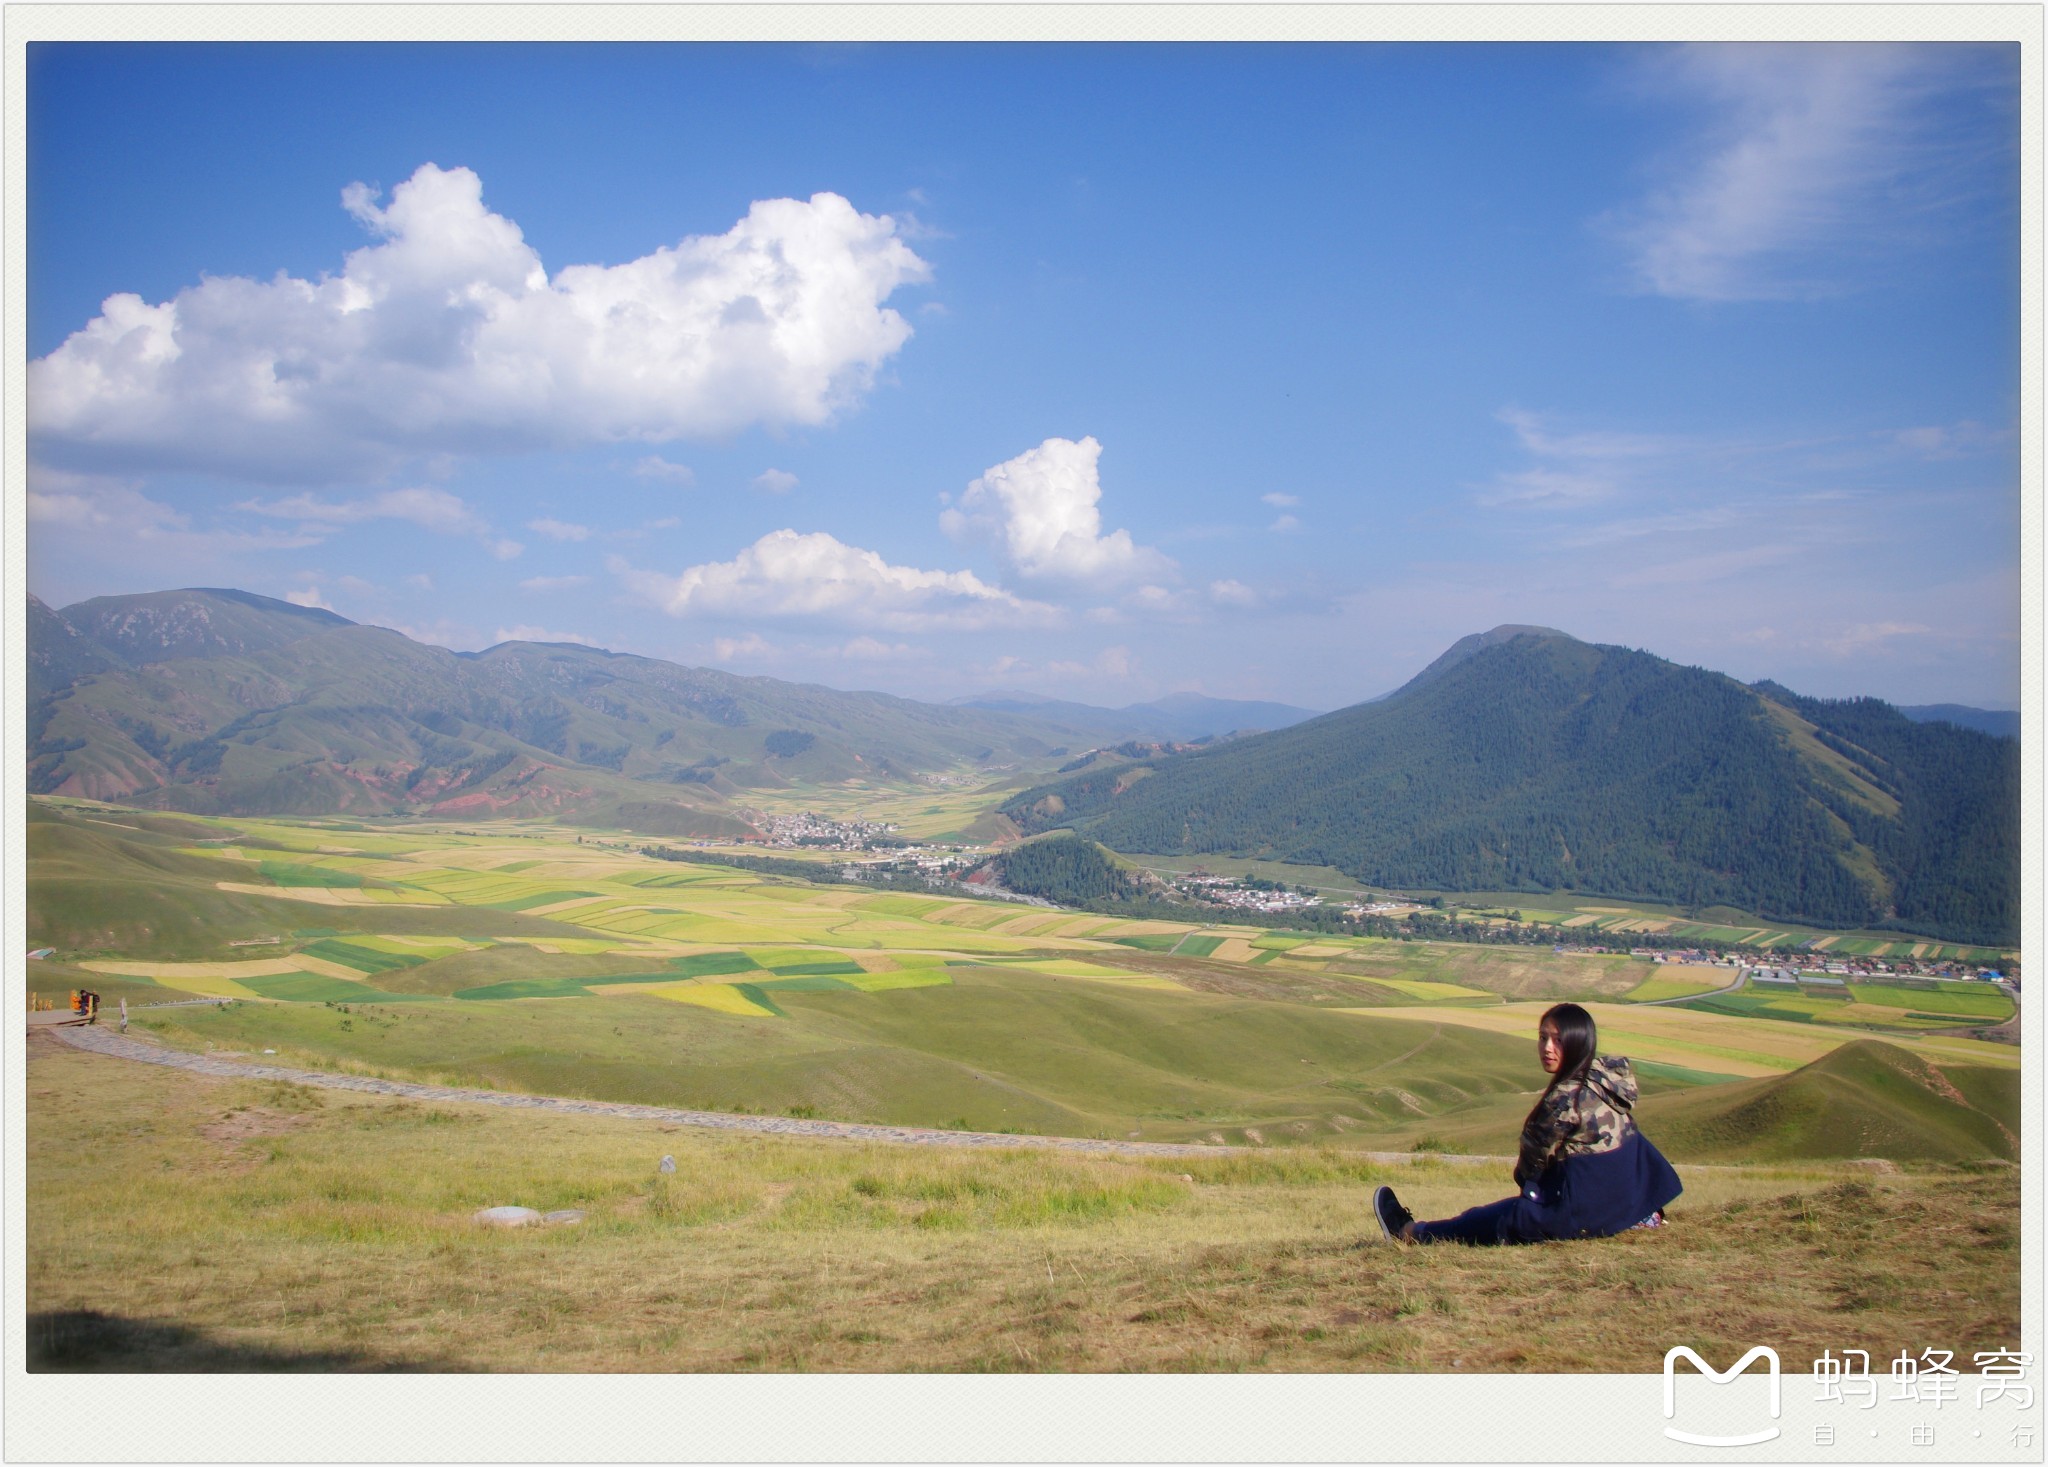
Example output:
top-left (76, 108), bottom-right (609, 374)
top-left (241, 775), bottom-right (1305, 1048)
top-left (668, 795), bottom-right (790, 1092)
top-left (25, 589), bottom-right (1089, 829)
top-left (1001, 629), bottom-right (2019, 945)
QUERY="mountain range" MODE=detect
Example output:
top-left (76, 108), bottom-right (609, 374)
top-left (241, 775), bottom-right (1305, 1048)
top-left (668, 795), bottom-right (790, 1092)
top-left (26, 593), bottom-right (2019, 944)
top-left (1001, 627), bottom-right (2018, 946)
top-left (25, 589), bottom-right (1303, 835)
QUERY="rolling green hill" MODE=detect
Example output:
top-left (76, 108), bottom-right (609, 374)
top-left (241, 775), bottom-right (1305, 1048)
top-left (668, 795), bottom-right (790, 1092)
top-left (1639, 1040), bottom-right (2018, 1164)
top-left (26, 588), bottom-right (1092, 825)
top-left (1001, 628), bottom-right (2017, 945)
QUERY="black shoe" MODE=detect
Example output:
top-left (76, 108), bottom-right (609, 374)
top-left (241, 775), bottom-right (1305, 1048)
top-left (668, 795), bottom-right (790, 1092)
top-left (1373, 1184), bottom-right (1414, 1241)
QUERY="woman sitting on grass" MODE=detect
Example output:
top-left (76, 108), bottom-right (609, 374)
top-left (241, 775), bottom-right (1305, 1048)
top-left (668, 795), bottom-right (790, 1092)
top-left (1374, 1002), bottom-right (1681, 1245)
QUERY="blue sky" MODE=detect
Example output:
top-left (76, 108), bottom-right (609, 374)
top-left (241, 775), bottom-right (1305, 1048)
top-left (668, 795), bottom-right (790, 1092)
top-left (26, 42), bottom-right (2021, 710)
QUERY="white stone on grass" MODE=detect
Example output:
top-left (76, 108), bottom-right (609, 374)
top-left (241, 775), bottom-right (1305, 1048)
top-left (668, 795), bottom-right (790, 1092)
top-left (474, 1206), bottom-right (542, 1227)
top-left (658, 1155), bottom-right (676, 1173)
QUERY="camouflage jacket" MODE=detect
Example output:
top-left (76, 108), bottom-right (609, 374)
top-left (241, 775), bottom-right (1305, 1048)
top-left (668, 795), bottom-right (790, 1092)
top-left (1514, 1055), bottom-right (1641, 1187)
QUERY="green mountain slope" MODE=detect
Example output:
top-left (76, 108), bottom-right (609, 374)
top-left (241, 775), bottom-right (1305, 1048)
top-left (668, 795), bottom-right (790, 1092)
top-left (26, 588), bottom-right (1084, 824)
top-left (1001, 628), bottom-right (2017, 944)
top-left (1640, 1040), bottom-right (2018, 1164)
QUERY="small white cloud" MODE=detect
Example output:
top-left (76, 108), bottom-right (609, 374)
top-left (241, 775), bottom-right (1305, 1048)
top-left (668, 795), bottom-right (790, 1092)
top-left (1209, 579), bottom-right (1260, 609)
top-left (647, 516), bottom-right (680, 530)
top-left (839, 636), bottom-right (925, 662)
top-left (528, 517), bottom-right (591, 542)
top-left (404, 573), bottom-right (434, 590)
top-left (612, 529), bottom-right (1058, 633)
top-left (712, 633), bottom-right (779, 663)
top-left (942, 435), bottom-right (1174, 585)
top-left (487, 538), bottom-right (525, 561)
top-left (1260, 492), bottom-right (1300, 508)
top-left (493, 624), bottom-right (596, 647)
top-left (1268, 514), bottom-right (1301, 533)
top-left (285, 587), bottom-right (336, 611)
top-left (631, 455), bottom-right (697, 487)
top-left (1888, 420), bottom-right (2007, 459)
top-left (519, 575), bottom-right (589, 593)
top-left (240, 486), bottom-right (486, 535)
top-left (753, 468), bottom-right (800, 495)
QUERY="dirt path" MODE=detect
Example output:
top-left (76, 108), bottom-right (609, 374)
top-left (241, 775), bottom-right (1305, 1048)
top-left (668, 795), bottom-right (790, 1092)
top-left (42, 1023), bottom-right (1507, 1166)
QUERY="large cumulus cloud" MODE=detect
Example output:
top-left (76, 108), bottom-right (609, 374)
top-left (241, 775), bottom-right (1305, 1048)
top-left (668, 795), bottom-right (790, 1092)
top-left (29, 164), bottom-right (930, 484)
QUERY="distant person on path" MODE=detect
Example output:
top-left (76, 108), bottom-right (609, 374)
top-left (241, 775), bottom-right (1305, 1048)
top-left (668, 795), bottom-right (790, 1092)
top-left (1373, 1003), bottom-right (1681, 1245)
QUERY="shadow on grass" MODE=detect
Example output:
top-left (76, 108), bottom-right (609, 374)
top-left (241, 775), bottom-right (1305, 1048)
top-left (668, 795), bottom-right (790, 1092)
top-left (27, 1310), bottom-right (454, 1372)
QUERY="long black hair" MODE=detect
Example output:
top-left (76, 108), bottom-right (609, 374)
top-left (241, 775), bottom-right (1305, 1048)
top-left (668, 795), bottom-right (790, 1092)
top-left (1536, 1002), bottom-right (1598, 1100)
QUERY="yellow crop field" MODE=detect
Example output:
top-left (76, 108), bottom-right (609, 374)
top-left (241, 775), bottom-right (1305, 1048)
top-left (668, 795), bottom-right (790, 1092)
top-left (628, 982), bottom-right (778, 1017)
top-left (1354, 977), bottom-right (1495, 1001)
top-left (84, 958), bottom-right (302, 980)
top-left (212, 882), bottom-right (434, 907)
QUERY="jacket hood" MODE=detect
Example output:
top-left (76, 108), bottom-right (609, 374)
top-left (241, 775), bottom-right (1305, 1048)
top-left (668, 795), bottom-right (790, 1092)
top-left (1583, 1055), bottom-right (1638, 1111)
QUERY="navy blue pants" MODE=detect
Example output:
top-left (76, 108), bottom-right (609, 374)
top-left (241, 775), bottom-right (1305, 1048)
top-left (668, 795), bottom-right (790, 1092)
top-left (1411, 1132), bottom-right (1683, 1246)
top-left (1411, 1193), bottom-right (1546, 1246)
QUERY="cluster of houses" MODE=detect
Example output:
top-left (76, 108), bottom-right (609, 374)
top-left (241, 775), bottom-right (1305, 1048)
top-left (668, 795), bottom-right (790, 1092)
top-left (749, 811), bottom-right (903, 851)
top-left (1168, 873), bottom-right (1326, 914)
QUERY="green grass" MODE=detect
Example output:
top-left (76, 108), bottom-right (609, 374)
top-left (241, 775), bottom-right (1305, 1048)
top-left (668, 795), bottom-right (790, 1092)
top-left (24, 1042), bottom-right (2022, 1373)
top-left (666, 952), bottom-right (763, 978)
top-left (295, 938), bottom-right (429, 974)
top-left (1113, 933), bottom-right (1189, 953)
top-left (256, 861), bottom-right (366, 889)
top-left (238, 973), bottom-right (439, 1003)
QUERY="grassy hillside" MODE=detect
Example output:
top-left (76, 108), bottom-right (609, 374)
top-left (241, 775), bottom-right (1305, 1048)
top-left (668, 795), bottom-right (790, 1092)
top-left (26, 1041), bottom-right (2021, 1372)
top-left (1641, 1041), bottom-right (2018, 1164)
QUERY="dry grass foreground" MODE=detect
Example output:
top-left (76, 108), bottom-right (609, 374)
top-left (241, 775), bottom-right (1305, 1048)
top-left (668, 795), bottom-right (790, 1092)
top-left (27, 1036), bottom-right (2018, 1373)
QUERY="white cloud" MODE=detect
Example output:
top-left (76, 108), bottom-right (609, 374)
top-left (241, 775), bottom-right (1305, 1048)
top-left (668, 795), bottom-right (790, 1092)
top-left (528, 517), bottom-right (591, 542)
top-left (1479, 408), bottom-right (1673, 509)
top-left (519, 575), bottom-right (589, 592)
top-left (1605, 45), bottom-right (2005, 302)
top-left (30, 163), bottom-right (931, 483)
top-left (27, 467), bottom-right (321, 553)
top-left (1209, 579), bottom-right (1260, 609)
top-left (631, 455), bottom-right (697, 487)
top-left (1260, 492), bottom-right (1300, 508)
top-left (940, 436), bottom-right (1174, 585)
top-left (487, 538), bottom-right (524, 561)
top-left (839, 636), bottom-right (925, 662)
top-left (240, 485), bottom-right (487, 535)
top-left (285, 587), bottom-right (336, 611)
top-left (493, 624), bottom-right (597, 647)
top-left (753, 468), bottom-right (800, 495)
top-left (611, 529), bottom-right (1058, 632)
top-left (712, 633), bottom-right (779, 663)
top-left (1268, 513), bottom-right (1301, 533)
top-left (404, 573), bottom-right (434, 590)
top-left (1888, 421), bottom-right (2008, 459)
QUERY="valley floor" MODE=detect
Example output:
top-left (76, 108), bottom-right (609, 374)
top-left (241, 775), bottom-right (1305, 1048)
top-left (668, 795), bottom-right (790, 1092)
top-left (27, 1036), bottom-right (2019, 1374)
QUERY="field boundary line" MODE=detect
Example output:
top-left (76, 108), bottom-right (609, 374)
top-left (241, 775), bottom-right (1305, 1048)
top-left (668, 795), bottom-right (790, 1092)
top-left (42, 1024), bottom-right (1513, 1165)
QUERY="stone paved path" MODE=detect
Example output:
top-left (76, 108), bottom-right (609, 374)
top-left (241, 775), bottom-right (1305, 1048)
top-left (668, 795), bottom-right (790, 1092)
top-left (44, 1023), bottom-right (1505, 1166)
